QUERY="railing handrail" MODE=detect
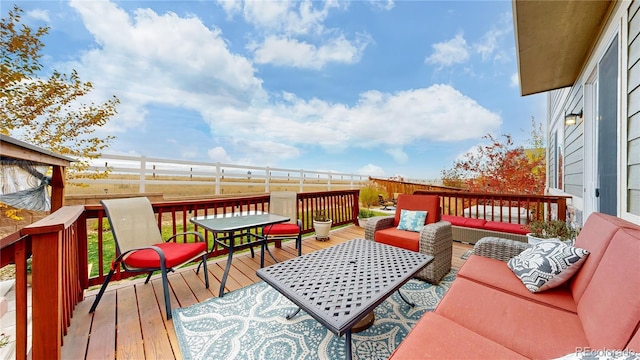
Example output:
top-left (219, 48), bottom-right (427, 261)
top-left (414, 189), bottom-right (572, 201)
top-left (413, 189), bottom-right (569, 223)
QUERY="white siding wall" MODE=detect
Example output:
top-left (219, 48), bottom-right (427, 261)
top-left (628, 1), bottom-right (640, 216)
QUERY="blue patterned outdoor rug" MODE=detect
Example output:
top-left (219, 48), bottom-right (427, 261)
top-left (172, 271), bottom-right (456, 360)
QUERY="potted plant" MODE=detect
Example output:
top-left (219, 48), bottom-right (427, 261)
top-left (524, 219), bottom-right (579, 245)
top-left (358, 183), bottom-right (379, 227)
top-left (357, 208), bottom-right (375, 227)
top-left (313, 210), bottom-right (332, 241)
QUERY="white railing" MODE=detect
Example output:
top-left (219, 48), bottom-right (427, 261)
top-left (72, 154), bottom-right (370, 194)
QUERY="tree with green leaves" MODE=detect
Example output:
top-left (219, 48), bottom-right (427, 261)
top-left (1, 5), bottom-right (119, 181)
top-left (441, 117), bottom-right (546, 195)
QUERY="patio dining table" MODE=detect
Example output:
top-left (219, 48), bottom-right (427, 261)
top-left (190, 211), bottom-right (290, 297)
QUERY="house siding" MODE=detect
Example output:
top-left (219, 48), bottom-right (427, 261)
top-left (625, 1), bottom-right (640, 216)
top-left (540, 2), bottom-right (638, 222)
top-left (561, 86), bottom-right (584, 198)
top-left (547, 87), bottom-right (584, 195)
top-left (629, 1), bottom-right (640, 216)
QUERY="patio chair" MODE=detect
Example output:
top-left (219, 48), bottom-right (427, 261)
top-left (378, 194), bottom-right (395, 210)
top-left (263, 191), bottom-right (302, 256)
top-left (365, 194), bottom-right (452, 283)
top-left (89, 197), bottom-right (209, 320)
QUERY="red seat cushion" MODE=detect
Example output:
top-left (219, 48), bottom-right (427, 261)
top-left (263, 223), bottom-right (300, 236)
top-left (123, 242), bottom-right (207, 269)
top-left (389, 312), bottom-right (527, 359)
top-left (483, 220), bottom-right (529, 235)
top-left (375, 227), bottom-right (420, 252)
top-left (435, 277), bottom-right (588, 359)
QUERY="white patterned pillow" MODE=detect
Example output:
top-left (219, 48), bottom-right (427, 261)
top-left (507, 241), bottom-right (589, 293)
top-left (397, 210), bottom-right (428, 232)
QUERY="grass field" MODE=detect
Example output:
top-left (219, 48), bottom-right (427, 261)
top-left (67, 173), bottom-right (362, 198)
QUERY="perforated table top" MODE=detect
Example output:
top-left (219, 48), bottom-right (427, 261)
top-left (256, 238), bottom-right (433, 336)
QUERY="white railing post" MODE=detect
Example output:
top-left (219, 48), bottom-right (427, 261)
top-left (299, 170), bottom-right (304, 193)
top-left (139, 156), bottom-right (146, 193)
top-left (328, 172), bottom-right (332, 191)
top-left (265, 167), bottom-right (270, 193)
top-left (215, 163), bottom-right (221, 195)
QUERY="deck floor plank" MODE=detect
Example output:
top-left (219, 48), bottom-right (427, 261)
top-left (137, 280), bottom-right (173, 358)
top-left (115, 285), bottom-right (145, 360)
top-left (60, 295), bottom-right (94, 359)
top-left (152, 278), bottom-right (184, 360)
top-left (179, 270), bottom-right (215, 303)
top-left (85, 290), bottom-right (117, 359)
top-left (63, 226), bottom-right (473, 359)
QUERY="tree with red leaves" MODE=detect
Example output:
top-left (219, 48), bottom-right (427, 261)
top-left (442, 118), bottom-right (546, 195)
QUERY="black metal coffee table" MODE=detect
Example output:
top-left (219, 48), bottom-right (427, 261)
top-left (256, 238), bottom-right (434, 360)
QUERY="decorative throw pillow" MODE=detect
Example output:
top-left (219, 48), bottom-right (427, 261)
top-left (397, 210), bottom-right (428, 232)
top-left (507, 241), bottom-right (590, 293)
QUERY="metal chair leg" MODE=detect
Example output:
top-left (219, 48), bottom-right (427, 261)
top-left (89, 268), bottom-right (116, 314)
top-left (201, 254), bottom-right (209, 288)
top-left (160, 263), bottom-right (172, 320)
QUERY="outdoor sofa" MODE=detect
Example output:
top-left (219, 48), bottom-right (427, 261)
top-left (441, 214), bottom-right (529, 244)
top-left (390, 212), bottom-right (640, 359)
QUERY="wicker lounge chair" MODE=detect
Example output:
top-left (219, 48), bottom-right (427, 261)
top-left (365, 194), bottom-right (452, 283)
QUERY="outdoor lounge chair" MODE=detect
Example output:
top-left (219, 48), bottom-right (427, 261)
top-left (89, 197), bottom-right (209, 320)
top-left (365, 194), bottom-right (452, 283)
top-left (262, 191), bottom-right (302, 256)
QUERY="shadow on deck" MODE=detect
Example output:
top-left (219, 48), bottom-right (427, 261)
top-left (62, 225), bottom-right (472, 359)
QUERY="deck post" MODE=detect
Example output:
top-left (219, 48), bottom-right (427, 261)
top-left (30, 230), bottom-right (63, 359)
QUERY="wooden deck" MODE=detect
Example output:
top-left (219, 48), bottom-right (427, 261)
top-left (61, 225), bottom-right (473, 359)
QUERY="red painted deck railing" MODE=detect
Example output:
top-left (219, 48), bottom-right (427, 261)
top-left (83, 190), bottom-right (360, 287)
top-left (0, 190), bottom-right (360, 359)
top-left (413, 190), bottom-right (571, 223)
top-left (0, 206), bottom-right (87, 360)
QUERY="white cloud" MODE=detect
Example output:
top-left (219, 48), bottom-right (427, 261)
top-left (358, 164), bottom-right (385, 177)
top-left (219, 0), bottom-right (368, 69)
top-left (27, 9), bottom-right (50, 22)
top-left (426, 33), bottom-right (469, 68)
top-left (251, 34), bottom-right (369, 69)
top-left (208, 146), bottom-right (232, 162)
top-left (203, 84), bottom-right (501, 157)
top-left (66, 1), bottom-right (501, 167)
top-left (68, 0), bottom-right (265, 132)
top-left (368, 0), bottom-right (395, 11)
top-left (385, 148), bottom-right (408, 163)
top-left (231, 0), bottom-right (340, 36)
top-left (473, 12), bottom-right (512, 62)
top-left (510, 72), bottom-right (519, 88)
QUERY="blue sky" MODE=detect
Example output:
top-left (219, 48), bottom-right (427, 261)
top-left (9, 0), bottom-right (545, 180)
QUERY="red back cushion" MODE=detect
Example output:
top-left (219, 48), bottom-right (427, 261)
top-left (394, 195), bottom-right (440, 227)
top-left (576, 227), bottom-right (640, 349)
